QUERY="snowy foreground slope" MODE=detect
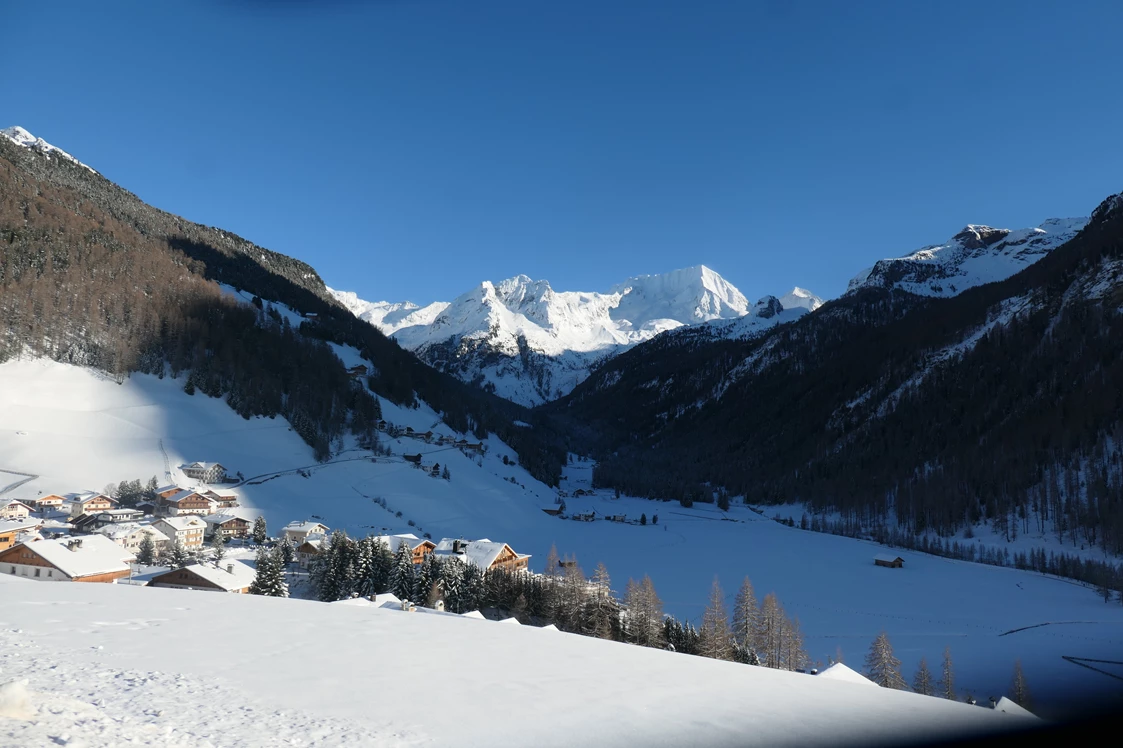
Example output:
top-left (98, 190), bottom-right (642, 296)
top-left (2, 358), bottom-right (1122, 720)
top-left (328, 267), bottom-right (820, 406)
top-left (0, 575), bottom-right (1040, 748)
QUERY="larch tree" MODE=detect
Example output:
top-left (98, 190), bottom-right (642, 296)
top-left (913, 658), bottom-right (934, 696)
top-left (731, 577), bottom-right (760, 662)
top-left (1011, 660), bottom-right (1031, 709)
top-left (759, 593), bottom-right (784, 669)
top-left (865, 632), bottom-right (907, 690)
top-left (938, 647), bottom-right (956, 700)
top-left (698, 577), bottom-right (733, 661)
top-left (583, 562), bottom-right (619, 640)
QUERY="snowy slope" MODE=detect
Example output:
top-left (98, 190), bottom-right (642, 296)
top-left (329, 267), bottom-right (817, 406)
top-left (847, 218), bottom-right (1088, 297)
top-left (0, 575), bottom-right (1042, 747)
top-left (2, 356), bottom-right (1122, 719)
top-left (1, 126), bottom-right (97, 174)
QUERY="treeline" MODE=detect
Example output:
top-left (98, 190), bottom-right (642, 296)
top-left (792, 513), bottom-right (1123, 603)
top-left (308, 531), bottom-right (812, 672)
top-left (557, 191), bottom-right (1123, 567)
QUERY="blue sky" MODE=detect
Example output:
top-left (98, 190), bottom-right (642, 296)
top-left (4, 0), bottom-right (1122, 305)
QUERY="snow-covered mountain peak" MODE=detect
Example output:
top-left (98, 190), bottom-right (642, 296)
top-left (332, 265), bottom-right (813, 405)
top-left (1, 125), bottom-right (97, 174)
top-left (847, 216), bottom-right (1088, 298)
top-left (610, 264), bottom-right (750, 324)
top-left (779, 287), bottom-right (824, 312)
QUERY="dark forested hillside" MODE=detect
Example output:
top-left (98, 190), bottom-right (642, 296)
top-left (548, 191), bottom-right (1123, 556)
top-left (0, 137), bottom-right (566, 485)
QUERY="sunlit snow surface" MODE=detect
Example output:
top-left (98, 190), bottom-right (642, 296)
top-left (0, 575), bottom-right (1041, 747)
top-left (1, 357), bottom-right (1121, 722)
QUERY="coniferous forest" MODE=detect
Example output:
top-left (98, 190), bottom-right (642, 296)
top-left (0, 135), bottom-right (566, 483)
top-left (550, 192), bottom-right (1123, 564)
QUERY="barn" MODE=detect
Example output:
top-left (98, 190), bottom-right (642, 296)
top-left (874, 554), bottom-right (904, 569)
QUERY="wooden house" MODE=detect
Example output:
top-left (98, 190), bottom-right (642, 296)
top-left (203, 514), bottom-right (251, 540)
top-left (202, 490), bottom-right (240, 509)
top-left (30, 495), bottom-right (66, 511)
top-left (404, 454), bottom-right (422, 465)
top-left (347, 364), bottom-right (369, 378)
top-left (874, 554), bottom-right (904, 569)
top-left (0, 535), bottom-right (132, 583)
top-left (432, 538), bottom-right (530, 572)
top-left (295, 538), bottom-right (323, 568)
top-left (148, 561), bottom-right (256, 593)
top-left (372, 534), bottom-right (436, 564)
top-left (65, 493), bottom-right (117, 518)
top-left (161, 490), bottom-right (214, 516)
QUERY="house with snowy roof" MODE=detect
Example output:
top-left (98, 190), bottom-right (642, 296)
top-left (29, 494), bottom-right (67, 512)
top-left (431, 538), bottom-right (530, 572)
top-left (295, 537), bottom-right (324, 568)
top-left (160, 489), bottom-right (215, 516)
top-left (148, 560), bottom-right (256, 593)
top-left (203, 513), bottom-right (251, 541)
top-left (64, 493), bottom-right (117, 518)
top-left (180, 462), bottom-right (227, 484)
top-left (201, 489), bottom-right (240, 509)
top-left (0, 535), bottom-right (132, 582)
top-left (0, 499), bottom-right (34, 520)
top-left (282, 520), bottom-right (330, 544)
top-left (94, 523), bottom-right (171, 553)
top-left (372, 533), bottom-right (436, 564)
top-left (152, 516), bottom-right (207, 549)
top-left (0, 518), bottom-right (43, 551)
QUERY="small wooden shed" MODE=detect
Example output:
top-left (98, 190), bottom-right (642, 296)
top-left (874, 554), bottom-right (904, 569)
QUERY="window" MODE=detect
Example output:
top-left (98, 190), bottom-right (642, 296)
top-left (34, 568), bottom-right (40, 577)
top-left (8, 566), bottom-right (13, 574)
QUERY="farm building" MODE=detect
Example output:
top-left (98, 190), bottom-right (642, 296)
top-left (874, 554), bottom-right (905, 569)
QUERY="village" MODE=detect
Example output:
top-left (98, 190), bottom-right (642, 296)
top-left (0, 458), bottom-right (535, 618)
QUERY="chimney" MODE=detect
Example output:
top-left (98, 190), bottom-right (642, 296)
top-left (226, 564), bottom-right (234, 574)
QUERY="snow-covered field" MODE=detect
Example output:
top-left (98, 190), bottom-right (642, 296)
top-left (1, 357), bottom-right (1122, 720)
top-left (0, 574), bottom-right (1042, 747)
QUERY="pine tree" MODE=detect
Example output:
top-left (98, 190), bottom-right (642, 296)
top-left (442, 465), bottom-right (450, 481)
top-left (252, 516), bottom-right (268, 545)
top-left (698, 577), bottom-right (733, 660)
top-left (389, 540), bottom-right (416, 602)
top-left (249, 547), bottom-right (289, 597)
top-left (1011, 660), bottom-right (1031, 709)
top-left (279, 536), bottom-right (295, 564)
top-left (311, 530), bottom-right (352, 602)
top-left (136, 533), bottom-right (156, 566)
top-left (439, 557), bottom-right (464, 612)
top-left (168, 539), bottom-right (192, 569)
top-left (865, 632), bottom-right (907, 689)
top-left (938, 647), bottom-right (956, 701)
top-left (211, 533), bottom-right (227, 563)
top-left (913, 658), bottom-right (934, 696)
top-left (417, 552), bottom-right (439, 605)
top-left (731, 577), bottom-right (760, 661)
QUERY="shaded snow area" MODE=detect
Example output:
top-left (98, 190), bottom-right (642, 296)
top-left (2, 359), bottom-right (1122, 721)
top-left (327, 267), bottom-right (818, 405)
top-left (1, 126), bottom-right (98, 174)
top-left (847, 218), bottom-right (1088, 297)
top-left (0, 576), bottom-right (1042, 748)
